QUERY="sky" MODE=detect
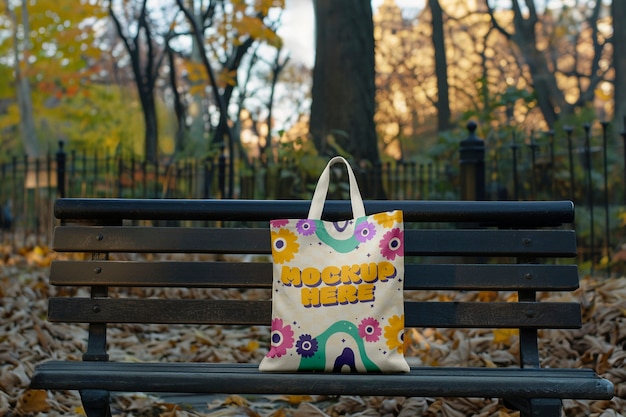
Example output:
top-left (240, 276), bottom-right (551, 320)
top-left (278, 0), bottom-right (425, 67)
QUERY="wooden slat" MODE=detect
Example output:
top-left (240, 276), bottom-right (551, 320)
top-left (47, 298), bottom-right (582, 329)
top-left (54, 198), bottom-right (575, 227)
top-left (51, 261), bottom-right (273, 288)
top-left (405, 229), bottom-right (576, 257)
top-left (404, 301), bottom-right (581, 329)
top-left (53, 227), bottom-right (577, 257)
top-left (51, 261), bottom-right (580, 291)
top-left (31, 361), bottom-right (613, 399)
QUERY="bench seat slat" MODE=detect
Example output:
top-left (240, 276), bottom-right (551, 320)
top-left (47, 298), bottom-right (582, 328)
top-left (53, 227), bottom-right (577, 257)
top-left (50, 261), bottom-right (579, 291)
top-left (30, 361), bottom-right (613, 400)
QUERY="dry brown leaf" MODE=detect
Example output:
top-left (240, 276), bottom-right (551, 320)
top-left (492, 329), bottom-right (518, 346)
top-left (15, 389), bottom-right (50, 414)
top-left (241, 406), bottom-right (263, 417)
top-left (277, 395), bottom-right (314, 405)
top-left (329, 395), bottom-right (367, 415)
top-left (241, 340), bottom-right (260, 352)
top-left (425, 399), bottom-right (443, 416)
top-left (397, 397), bottom-right (428, 417)
top-left (223, 395), bottom-right (250, 407)
top-left (293, 403), bottom-right (330, 417)
top-left (478, 291), bottom-right (499, 302)
top-left (352, 409), bottom-right (381, 417)
top-left (270, 408), bottom-right (289, 417)
top-left (498, 409), bottom-right (520, 417)
top-left (440, 401), bottom-right (469, 417)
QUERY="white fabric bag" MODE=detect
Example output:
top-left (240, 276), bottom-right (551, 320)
top-left (259, 156), bottom-right (409, 373)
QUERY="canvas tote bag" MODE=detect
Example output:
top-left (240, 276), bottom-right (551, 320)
top-left (259, 156), bottom-right (409, 373)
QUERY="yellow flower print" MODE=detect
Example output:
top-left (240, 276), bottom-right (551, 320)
top-left (271, 229), bottom-right (300, 264)
top-left (384, 315), bottom-right (405, 354)
top-left (373, 211), bottom-right (402, 228)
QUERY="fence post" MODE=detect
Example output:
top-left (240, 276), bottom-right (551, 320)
top-left (528, 132), bottom-right (538, 200)
top-left (565, 126), bottom-right (575, 202)
top-left (218, 145), bottom-right (226, 198)
top-left (583, 122), bottom-right (595, 272)
top-left (56, 141), bottom-right (66, 198)
top-left (601, 121), bottom-right (610, 275)
top-left (622, 126), bottom-right (626, 206)
top-left (459, 121), bottom-right (485, 201)
top-left (547, 130), bottom-right (555, 198)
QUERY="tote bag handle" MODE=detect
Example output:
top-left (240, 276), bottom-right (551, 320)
top-left (308, 156), bottom-right (366, 220)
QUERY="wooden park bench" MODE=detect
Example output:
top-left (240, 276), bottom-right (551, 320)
top-left (30, 198), bottom-right (614, 417)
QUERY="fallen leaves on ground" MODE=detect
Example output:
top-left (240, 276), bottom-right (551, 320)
top-left (1, 249), bottom-right (625, 416)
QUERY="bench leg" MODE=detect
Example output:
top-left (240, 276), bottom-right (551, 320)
top-left (505, 398), bottom-right (562, 417)
top-left (80, 390), bottom-right (111, 417)
top-left (528, 399), bottom-right (562, 417)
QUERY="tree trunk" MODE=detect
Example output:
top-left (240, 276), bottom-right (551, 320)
top-left (510, 1), bottom-right (564, 128)
top-left (487, 0), bottom-right (565, 128)
top-left (141, 92), bottom-right (159, 162)
top-left (8, 0), bottom-right (39, 156)
top-left (613, 0), bottom-right (626, 132)
top-left (310, 0), bottom-right (383, 198)
top-left (167, 46), bottom-right (188, 153)
top-left (109, 0), bottom-right (160, 163)
top-left (428, 0), bottom-right (452, 132)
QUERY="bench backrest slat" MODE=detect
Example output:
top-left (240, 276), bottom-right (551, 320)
top-left (54, 198), bottom-right (575, 226)
top-left (50, 261), bottom-right (580, 291)
top-left (53, 227), bottom-right (577, 257)
top-left (47, 298), bottom-right (583, 328)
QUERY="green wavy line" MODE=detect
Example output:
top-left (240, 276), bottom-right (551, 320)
top-left (314, 219), bottom-right (367, 253)
top-left (298, 320), bottom-right (380, 372)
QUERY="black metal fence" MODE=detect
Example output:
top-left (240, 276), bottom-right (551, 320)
top-left (2, 120), bottom-right (626, 270)
top-left (0, 143), bottom-right (457, 249)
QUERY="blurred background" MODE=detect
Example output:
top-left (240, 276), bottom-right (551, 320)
top-left (0, 0), bottom-right (625, 270)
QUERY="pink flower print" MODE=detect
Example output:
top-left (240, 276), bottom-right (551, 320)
top-left (358, 317), bottom-right (382, 342)
top-left (355, 221), bottom-right (376, 243)
top-left (296, 219), bottom-right (316, 236)
top-left (267, 318), bottom-right (295, 358)
top-left (270, 219), bottom-right (289, 228)
top-left (379, 228), bottom-right (404, 260)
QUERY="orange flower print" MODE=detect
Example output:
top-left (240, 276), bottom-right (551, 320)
top-left (271, 228), bottom-right (299, 264)
top-left (373, 211), bottom-right (402, 228)
top-left (384, 315), bottom-right (405, 354)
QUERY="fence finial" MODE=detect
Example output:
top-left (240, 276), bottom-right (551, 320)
top-left (459, 121), bottom-right (485, 201)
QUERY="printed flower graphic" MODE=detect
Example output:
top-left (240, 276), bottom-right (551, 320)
top-left (296, 219), bottom-right (316, 236)
top-left (267, 318), bottom-right (295, 358)
top-left (295, 334), bottom-right (318, 357)
top-left (271, 229), bottom-right (299, 264)
top-left (270, 219), bottom-right (289, 228)
top-left (373, 211), bottom-right (402, 228)
top-left (384, 315), bottom-right (405, 354)
top-left (355, 221), bottom-right (376, 243)
top-left (379, 228), bottom-right (404, 260)
top-left (358, 317), bottom-right (382, 342)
